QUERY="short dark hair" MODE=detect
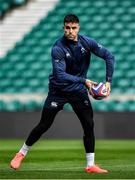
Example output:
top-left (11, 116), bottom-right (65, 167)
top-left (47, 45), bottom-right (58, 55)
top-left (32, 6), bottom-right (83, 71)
top-left (63, 14), bottom-right (79, 24)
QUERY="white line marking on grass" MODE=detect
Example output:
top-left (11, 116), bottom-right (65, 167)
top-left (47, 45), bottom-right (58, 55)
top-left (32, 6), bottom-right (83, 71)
top-left (21, 166), bottom-right (84, 171)
top-left (19, 163), bottom-right (135, 171)
top-left (26, 164), bottom-right (135, 171)
top-left (107, 164), bottom-right (135, 168)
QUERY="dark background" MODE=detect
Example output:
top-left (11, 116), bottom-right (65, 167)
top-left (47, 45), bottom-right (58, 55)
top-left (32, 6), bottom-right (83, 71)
top-left (0, 111), bottom-right (134, 139)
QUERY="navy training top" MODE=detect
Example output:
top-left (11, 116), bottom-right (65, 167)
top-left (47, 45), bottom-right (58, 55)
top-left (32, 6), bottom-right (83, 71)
top-left (49, 34), bottom-right (115, 92)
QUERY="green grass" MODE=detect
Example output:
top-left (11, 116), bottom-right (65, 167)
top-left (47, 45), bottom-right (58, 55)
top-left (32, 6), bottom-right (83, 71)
top-left (0, 139), bottom-right (135, 179)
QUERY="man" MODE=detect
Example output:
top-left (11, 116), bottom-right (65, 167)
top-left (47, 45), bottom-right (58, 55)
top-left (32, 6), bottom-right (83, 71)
top-left (10, 14), bottom-right (115, 173)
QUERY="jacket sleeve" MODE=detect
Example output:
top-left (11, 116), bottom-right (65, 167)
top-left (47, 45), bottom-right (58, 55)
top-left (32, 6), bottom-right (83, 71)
top-left (51, 46), bottom-right (86, 83)
top-left (85, 37), bottom-right (115, 83)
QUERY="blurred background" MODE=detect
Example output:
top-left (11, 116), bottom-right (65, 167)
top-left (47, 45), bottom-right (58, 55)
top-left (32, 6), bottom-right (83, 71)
top-left (0, 0), bottom-right (135, 139)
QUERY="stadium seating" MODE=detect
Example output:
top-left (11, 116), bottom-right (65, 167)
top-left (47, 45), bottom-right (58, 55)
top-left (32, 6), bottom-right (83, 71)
top-left (0, 0), bottom-right (135, 111)
top-left (0, 0), bottom-right (27, 18)
top-left (0, 0), bottom-right (12, 17)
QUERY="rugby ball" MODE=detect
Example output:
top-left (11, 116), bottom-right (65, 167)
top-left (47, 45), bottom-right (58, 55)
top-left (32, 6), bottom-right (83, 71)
top-left (90, 82), bottom-right (109, 100)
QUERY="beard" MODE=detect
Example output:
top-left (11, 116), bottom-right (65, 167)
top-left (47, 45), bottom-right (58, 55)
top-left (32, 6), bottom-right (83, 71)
top-left (66, 34), bottom-right (77, 41)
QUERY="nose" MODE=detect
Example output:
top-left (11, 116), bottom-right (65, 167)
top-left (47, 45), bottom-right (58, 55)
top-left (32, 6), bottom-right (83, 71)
top-left (69, 28), bottom-right (73, 33)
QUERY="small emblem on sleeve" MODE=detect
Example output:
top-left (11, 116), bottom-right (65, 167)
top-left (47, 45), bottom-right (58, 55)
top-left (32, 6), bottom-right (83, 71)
top-left (97, 43), bottom-right (102, 48)
top-left (55, 59), bottom-right (59, 63)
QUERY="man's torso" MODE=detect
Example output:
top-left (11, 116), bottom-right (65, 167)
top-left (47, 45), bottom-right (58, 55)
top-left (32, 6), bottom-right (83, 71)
top-left (49, 35), bottom-right (91, 92)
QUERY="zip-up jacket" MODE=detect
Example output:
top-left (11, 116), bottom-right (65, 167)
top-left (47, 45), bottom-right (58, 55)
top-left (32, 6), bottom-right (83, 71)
top-left (49, 35), bottom-right (115, 92)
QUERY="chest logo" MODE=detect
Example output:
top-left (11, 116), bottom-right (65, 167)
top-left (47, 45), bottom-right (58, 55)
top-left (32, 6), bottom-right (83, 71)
top-left (66, 52), bottom-right (71, 58)
top-left (81, 47), bottom-right (87, 54)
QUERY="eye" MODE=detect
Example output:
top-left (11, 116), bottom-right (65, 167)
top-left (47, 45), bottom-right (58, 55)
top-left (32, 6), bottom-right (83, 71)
top-left (72, 27), bottom-right (77, 30)
top-left (65, 26), bottom-right (70, 29)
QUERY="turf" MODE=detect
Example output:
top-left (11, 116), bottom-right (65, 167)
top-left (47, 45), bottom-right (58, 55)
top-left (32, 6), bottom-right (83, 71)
top-left (0, 139), bottom-right (135, 179)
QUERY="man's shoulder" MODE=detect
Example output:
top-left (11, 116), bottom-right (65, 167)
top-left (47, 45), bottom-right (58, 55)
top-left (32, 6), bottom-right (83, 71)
top-left (53, 36), bottom-right (64, 49)
top-left (51, 37), bottom-right (65, 56)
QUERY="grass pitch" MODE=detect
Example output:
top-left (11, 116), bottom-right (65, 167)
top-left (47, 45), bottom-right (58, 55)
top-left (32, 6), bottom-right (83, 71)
top-left (0, 139), bottom-right (135, 179)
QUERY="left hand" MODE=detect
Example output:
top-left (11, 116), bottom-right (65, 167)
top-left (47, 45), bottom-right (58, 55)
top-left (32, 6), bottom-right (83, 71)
top-left (105, 82), bottom-right (111, 97)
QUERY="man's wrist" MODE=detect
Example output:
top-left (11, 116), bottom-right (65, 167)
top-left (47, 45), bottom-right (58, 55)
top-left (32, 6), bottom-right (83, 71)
top-left (106, 77), bottom-right (112, 83)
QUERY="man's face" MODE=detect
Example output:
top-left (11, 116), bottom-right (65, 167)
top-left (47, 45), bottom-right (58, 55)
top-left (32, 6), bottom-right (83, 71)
top-left (64, 22), bottom-right (80, 41)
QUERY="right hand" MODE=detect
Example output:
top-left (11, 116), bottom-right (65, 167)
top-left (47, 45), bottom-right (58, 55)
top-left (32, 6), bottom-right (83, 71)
top-left (85, 79), bottom-right (97, 90)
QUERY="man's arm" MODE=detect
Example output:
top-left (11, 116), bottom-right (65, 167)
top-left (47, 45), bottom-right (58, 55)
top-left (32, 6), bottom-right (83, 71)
top-left (85, 37), bottom-right (115, 83)
top-left (51, 46), bottom-right (86, 83)
top-left (91, 40), bottom-right (115, 94)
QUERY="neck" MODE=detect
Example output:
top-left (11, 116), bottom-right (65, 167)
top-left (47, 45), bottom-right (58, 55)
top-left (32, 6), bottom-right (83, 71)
top-left (64, 35), bottom-right (78, 44)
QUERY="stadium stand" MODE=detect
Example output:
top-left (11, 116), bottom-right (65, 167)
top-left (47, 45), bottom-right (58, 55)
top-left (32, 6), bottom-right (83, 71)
top-left (0, 0), bottom-right (28, 19)
top-left (0, 0), bottom-right (135, 111)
